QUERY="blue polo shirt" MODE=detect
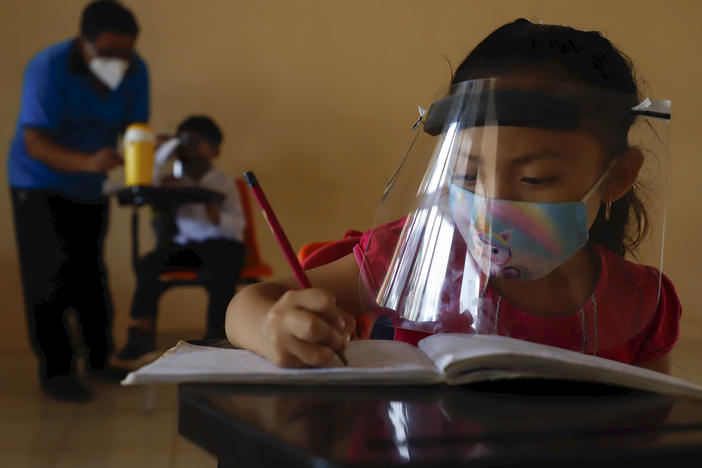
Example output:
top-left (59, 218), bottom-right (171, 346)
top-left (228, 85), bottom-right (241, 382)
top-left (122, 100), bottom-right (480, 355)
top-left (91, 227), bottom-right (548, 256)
top-left (7, 39), bottom-right (149, 201)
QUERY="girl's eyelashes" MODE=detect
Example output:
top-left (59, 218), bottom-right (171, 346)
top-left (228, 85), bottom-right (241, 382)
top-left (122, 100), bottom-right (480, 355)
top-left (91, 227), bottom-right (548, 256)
top-left (453, 174), bottom-right (558, 186)
top-left (521, 176), bottom-right (558, 185)
top-left (453, 173), bottom-right (477, 185)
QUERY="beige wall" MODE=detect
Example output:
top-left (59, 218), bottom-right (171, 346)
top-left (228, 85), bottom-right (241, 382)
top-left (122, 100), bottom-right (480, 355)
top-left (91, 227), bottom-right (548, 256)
top-left (0, 0), bottom-right (700, 375)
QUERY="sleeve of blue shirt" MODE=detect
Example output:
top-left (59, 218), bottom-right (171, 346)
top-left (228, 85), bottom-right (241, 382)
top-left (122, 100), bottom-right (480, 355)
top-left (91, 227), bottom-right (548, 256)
top-left (126, 58), bottom-right (150, 125)
top-left (18, 54), bottom-right (64, 132)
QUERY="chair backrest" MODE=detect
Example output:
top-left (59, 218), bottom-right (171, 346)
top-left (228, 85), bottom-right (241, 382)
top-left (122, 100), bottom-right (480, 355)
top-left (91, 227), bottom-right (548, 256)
top-left (157, 178), bottom-right (273, 284)
top-left (235, 177), bottom-right (273, 280)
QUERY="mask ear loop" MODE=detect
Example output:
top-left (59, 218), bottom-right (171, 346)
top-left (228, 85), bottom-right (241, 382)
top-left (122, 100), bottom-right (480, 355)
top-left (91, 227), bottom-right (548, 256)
top-left (581, 158), bottom-right (617, 202)
top-left (582, 98), bottom-right (670, 216)
top-left (581, 157), bottom-right (619, 226)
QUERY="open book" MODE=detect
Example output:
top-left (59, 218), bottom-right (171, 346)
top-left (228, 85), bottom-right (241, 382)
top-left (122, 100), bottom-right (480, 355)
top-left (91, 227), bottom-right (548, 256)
top-left (123, 333), bottom-right (702, 399)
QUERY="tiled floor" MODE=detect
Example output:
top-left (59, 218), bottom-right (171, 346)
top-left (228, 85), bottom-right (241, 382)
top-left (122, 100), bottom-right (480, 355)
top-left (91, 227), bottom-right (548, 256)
top-left (0, 349), bottom-right (216, 468)
top-left (2, 319), bottom-right (701, 468)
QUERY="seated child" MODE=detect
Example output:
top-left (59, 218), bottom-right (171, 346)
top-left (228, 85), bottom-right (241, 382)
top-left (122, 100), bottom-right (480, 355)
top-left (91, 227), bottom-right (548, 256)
top-left (116, 115), bottom-right (246, 363)
top-left (224, 19), bottom-right (681, 374)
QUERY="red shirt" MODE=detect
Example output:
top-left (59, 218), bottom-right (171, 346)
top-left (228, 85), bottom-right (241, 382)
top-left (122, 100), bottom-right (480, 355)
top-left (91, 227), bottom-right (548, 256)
top-left (351, 218), bottom-right (681, 365)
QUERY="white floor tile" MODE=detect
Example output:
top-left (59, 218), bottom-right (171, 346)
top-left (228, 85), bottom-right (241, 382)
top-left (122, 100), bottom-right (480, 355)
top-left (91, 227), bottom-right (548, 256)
top-left (52, 442), bottom-right (172, 468)
top-left (0, 450), bottom-right (54, 468)
top-left (61, 408), bottom-right (178, 449)
top-left (170, 434), bottom-right (218, 468)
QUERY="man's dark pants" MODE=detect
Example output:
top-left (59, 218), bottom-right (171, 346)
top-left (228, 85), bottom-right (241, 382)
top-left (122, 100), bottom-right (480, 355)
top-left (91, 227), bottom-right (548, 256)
top-left (11, 188), bottom-right (114, 380)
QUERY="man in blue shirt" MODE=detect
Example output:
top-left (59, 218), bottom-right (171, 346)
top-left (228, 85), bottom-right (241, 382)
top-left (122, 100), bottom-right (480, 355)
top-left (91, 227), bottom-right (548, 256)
top-left (8, 0), bottom-right (149, 401)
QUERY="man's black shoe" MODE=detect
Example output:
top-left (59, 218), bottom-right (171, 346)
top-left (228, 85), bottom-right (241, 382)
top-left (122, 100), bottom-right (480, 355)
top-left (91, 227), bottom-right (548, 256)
top-left (41, 375), bottom-right (93, 402)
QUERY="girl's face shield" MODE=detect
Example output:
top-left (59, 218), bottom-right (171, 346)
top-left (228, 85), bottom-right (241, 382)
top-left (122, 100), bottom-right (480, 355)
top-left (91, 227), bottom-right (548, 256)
top-left (358, 78), bottom-right (670, 354)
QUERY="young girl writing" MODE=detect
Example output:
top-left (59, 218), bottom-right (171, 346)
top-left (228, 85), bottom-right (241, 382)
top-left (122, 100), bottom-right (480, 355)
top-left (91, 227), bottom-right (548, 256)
top-left (225, 19), bottom-right (680, 373)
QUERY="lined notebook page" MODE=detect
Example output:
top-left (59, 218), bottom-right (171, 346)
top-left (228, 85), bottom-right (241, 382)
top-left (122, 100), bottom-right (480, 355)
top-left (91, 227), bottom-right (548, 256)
top-left (123, 339), bottom-right (442, 385)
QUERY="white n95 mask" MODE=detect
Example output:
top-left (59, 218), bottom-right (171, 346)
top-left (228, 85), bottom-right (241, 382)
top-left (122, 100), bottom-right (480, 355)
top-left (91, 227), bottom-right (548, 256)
top-left (89, 57), bottom-right (129, 90)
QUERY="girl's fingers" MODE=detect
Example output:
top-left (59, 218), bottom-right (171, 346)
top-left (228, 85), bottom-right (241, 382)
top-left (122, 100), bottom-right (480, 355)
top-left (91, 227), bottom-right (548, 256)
top-left (285, 289), bottom-right (339, 318)
top-left (284, 307), bottom-right (344, 348)
top-left (285, 337), bottom-right (336, 367)
top-left (283, 288), bottom-right (353, 335)
top-left (320, 305), bottom-right (354, 338)
top-left (268, 290), bottom-right (355, 369)
top-left (339, 310), bottom-right (357, 339)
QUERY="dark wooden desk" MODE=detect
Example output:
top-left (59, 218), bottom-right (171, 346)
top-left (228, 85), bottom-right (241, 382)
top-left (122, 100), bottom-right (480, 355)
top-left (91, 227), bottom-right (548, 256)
top-left (116, 185), bottom-right (224, 210)
top-left (178, 382), bottom-right (702, 467)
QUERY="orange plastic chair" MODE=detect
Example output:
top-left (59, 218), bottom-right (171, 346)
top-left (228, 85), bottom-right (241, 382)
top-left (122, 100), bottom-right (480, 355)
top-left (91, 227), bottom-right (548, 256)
top-left (157, 177), bottom-right (273, 285)
top-left (234, 178), bottom-right (274, 283)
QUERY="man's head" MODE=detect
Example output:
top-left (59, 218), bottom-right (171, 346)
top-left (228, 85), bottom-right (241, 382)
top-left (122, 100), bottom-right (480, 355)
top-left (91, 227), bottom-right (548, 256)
top-left (79, 1), bottom-right (139, 89)
top-left (80, 0), bottom-right (139, 59)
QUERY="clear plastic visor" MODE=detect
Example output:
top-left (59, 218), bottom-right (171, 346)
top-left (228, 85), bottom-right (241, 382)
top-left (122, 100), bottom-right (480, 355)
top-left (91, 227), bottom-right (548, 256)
top-left (359, 77), bottom-right (670, 357)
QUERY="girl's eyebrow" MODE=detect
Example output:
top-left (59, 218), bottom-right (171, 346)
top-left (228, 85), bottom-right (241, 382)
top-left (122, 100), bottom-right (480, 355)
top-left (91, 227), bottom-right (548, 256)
top-left (511, 150), bottom-right (568, 166)
top-left (458, 150), bottom-right (567, 165)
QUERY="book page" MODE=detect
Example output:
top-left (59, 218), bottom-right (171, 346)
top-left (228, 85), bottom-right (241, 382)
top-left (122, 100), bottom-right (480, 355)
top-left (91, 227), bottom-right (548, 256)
top-left (123, 339), bottom-right (442, 385)
top-left (418, 333), bottom-right (702, 398)
top-left (418, 334), bottom-right (554, 372)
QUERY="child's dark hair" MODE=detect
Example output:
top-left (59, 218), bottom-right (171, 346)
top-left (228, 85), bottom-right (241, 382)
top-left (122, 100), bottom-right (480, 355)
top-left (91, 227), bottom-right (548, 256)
top-left (80, 0), bottom-right (139, 41)
top-left (177, 115), bottom-right (224, 146)
top-left (452, 18), bottom-right (647, 257)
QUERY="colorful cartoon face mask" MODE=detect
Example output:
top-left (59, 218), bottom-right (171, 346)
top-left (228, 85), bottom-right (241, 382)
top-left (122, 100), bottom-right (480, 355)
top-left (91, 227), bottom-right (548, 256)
top-left (448, 167), bottom-right (610, 280)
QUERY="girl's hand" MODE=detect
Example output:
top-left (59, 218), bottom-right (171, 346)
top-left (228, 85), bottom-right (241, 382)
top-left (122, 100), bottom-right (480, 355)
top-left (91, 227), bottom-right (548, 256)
top-left (259, 288), bottom-right (356, 368)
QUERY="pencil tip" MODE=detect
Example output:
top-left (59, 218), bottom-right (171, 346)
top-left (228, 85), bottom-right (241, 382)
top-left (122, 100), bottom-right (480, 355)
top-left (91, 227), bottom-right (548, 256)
top-left (336, 350), bottom-right (348, 366)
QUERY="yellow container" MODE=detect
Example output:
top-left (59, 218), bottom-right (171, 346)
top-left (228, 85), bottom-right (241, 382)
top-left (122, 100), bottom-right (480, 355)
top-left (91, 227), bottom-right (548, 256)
top-left (124, 123), bottom-right (156, 186)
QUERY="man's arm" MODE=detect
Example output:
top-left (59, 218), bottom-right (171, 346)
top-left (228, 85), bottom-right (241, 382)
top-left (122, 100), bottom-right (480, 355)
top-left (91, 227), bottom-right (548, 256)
top-left (24, 128), bottom-right (122, 173)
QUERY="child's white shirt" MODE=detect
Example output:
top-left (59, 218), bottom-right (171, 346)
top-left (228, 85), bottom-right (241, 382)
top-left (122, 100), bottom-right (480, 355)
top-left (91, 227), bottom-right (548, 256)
top-left (173, 168), bottom-right (246, 244)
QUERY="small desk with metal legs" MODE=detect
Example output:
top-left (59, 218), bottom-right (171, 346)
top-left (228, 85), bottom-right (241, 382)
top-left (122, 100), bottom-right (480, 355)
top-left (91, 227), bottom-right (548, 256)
top-left (115, 185), bottom-right (223, 272)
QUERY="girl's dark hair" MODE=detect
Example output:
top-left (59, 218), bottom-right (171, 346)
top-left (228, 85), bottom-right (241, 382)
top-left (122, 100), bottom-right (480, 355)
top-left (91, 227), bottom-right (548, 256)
top-left (80, 0), bottom-right (139, 41)
top-left (452, 18), bottom-right (647, 257)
